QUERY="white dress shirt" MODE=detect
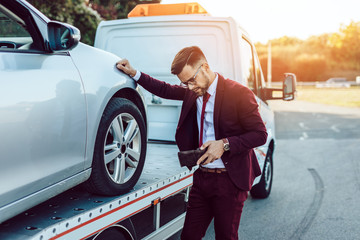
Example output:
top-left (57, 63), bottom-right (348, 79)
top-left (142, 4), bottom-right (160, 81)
top-left (133, 70), bottom-right (141, 81)
top-left (196, 74), bottom-right (225, 168)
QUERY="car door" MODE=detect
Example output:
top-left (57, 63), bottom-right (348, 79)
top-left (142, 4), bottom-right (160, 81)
top-left (0, 2), bottom-right (86, 207)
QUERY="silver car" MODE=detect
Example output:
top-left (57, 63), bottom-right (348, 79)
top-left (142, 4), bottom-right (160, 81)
top-left (0, 0), bottom-right (147, 223)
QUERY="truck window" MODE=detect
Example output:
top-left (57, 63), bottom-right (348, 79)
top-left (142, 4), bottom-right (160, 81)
top-left (254, 54), bottom-right (266, 100)
top-left (239, 38), bottom-right (256, 93)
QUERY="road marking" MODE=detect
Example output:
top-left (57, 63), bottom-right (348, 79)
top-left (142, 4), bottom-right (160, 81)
top-left (299, 132), bottom-right (308, 141)
top-left (299, 122), bottom-right (309, 130)
top-left (290, 168), bottom-right (324, 240)
top-left (331, 125), bottom-right (340, 133)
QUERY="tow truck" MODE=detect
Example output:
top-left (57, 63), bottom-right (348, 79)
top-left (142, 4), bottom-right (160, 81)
top-left (0, 2), bottom-right (296, 239)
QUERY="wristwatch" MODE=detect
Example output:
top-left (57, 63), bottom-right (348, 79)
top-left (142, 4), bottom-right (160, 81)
top-left (222, 138), bottom-right (230, 151)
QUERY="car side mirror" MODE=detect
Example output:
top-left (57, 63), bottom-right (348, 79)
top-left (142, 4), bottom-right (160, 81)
top-left (283, 73), bottom-right (296, 101)
top-left (48, 21), bottom-right (80, 52)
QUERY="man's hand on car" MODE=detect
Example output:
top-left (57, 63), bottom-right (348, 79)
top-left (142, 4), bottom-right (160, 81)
top-left (197, 140), bottom-right (224, 165)
top-left (116, 59), bottom-right (137, 78)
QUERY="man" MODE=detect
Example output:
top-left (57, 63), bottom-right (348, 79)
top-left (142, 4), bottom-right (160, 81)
top-left (117, 46), bottom-right (267, 240)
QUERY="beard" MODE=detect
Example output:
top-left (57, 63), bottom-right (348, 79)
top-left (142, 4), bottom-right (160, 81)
top-left (193, 75), bottom-right (211, 96)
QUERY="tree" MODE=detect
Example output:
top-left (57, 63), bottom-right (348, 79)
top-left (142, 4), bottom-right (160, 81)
top-left (328, 21), bottom-right (360, 70)
top-left (89, 0), bottom-right (136, 20)
top-left (28, 0), bottom-right (102, 45)
top-left (88, 0), bottom-right (162, 20)
top-left (270, 36), bottom-right (303, 47)
top-left (293, 54), bottom-right (327, 82)
top-left (27, 0), bottom-right (161, 45)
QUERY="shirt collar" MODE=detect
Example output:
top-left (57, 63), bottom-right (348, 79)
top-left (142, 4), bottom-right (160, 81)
top-left (207, 73), bottom-right (218, 96)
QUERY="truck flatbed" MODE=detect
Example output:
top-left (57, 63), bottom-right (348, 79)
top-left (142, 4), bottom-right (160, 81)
top-left (0, 143), bottom-right (194, 240)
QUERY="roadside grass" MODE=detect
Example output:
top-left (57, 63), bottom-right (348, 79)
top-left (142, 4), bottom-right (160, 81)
top-left (296, 86), bottom-right (360, 107)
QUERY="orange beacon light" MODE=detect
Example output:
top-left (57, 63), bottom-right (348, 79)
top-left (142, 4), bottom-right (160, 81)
top-left (128, 2), bottom-right (208, 17)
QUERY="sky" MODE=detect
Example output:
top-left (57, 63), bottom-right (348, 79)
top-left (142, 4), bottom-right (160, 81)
top-left (161, 0), bottom-right (360, 43)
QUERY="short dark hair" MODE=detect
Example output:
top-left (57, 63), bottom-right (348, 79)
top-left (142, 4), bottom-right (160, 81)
top-left (171, 46), bottom-right (207, 75)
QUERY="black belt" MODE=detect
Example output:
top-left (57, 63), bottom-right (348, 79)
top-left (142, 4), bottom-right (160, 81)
top-left (199, 166), bottom-right (227, 173)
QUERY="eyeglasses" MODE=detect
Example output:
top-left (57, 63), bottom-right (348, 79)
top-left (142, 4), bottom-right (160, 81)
top-left (180, 64), bottom-right (203, 88)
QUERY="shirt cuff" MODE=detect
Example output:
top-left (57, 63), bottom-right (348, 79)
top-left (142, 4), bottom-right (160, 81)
top-left (133, 70), bottom-right (141, 81)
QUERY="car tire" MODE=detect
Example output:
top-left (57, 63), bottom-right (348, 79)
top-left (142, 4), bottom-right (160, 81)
top-left (250, 148), bottom-right (273, 199)
top-left (85, 98), bottom-right (146, 196)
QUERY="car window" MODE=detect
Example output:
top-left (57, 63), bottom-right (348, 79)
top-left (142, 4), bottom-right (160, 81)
top-left (0, 4), bottom-right (34, 50)
top-left (239, 37), bottom-right (256, 92)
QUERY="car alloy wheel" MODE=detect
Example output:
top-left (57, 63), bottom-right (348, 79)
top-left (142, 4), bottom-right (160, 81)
top-left (85, 98), bottom-right (146, 196)
top-left (104, 112), bottom-right (141, 184)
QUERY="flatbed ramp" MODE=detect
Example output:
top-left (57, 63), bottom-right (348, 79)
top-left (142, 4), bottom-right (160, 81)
top-left (0, 143), bottom-right (194, 240)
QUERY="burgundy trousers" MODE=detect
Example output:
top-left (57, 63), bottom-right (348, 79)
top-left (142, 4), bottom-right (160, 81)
top-left (181, 169), bottom-right (248, 240)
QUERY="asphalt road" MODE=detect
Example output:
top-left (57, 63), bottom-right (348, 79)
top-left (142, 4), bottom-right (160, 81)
top-left (202, 100), bottom-right (360, 240)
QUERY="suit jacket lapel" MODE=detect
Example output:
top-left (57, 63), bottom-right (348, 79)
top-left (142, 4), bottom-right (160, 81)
top-left (177, 89), bottom-right (198, 129)
top-left (214, 74), bottom-right (225, 139)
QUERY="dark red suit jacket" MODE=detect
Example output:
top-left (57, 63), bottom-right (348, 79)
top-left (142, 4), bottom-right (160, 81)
top-left (137, 73), bottom-right (268, 191)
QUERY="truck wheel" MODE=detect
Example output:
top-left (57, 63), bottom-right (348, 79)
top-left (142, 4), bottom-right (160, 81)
top-left (92, 227), bottom-right (130, 240)
top-left (250, 148), bottom-right (273, 199)
top-left (85, 98), bottom-right (146, 196)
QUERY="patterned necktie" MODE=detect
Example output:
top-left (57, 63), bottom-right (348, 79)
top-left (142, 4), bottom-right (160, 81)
top-left (199, 92), bottom-right (211, 147)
